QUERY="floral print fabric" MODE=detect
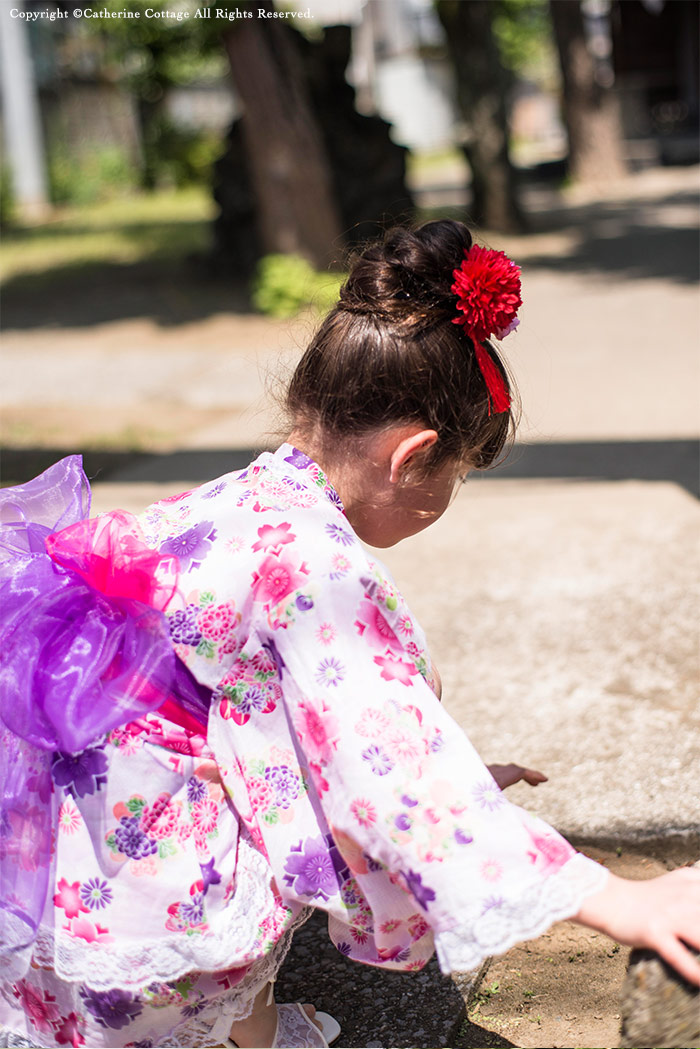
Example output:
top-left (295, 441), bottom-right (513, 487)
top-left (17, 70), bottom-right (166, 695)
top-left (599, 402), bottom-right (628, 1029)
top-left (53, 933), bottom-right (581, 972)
top-left (0, 445), bottom-right (606, 1047)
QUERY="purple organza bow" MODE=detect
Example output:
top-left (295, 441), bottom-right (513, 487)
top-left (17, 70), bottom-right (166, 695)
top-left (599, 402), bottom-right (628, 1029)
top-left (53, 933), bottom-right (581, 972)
top-left (0, 457), bottom-right (210, 972)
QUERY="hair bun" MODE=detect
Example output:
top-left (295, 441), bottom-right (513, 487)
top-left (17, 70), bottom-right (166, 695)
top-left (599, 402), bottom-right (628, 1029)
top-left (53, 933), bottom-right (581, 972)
top-left (339, 220), bottom-right (474, 318)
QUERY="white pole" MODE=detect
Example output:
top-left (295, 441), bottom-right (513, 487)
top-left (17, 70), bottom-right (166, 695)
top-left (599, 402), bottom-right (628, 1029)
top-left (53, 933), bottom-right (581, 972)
top-left (0, 1), bottom-right (50, 219)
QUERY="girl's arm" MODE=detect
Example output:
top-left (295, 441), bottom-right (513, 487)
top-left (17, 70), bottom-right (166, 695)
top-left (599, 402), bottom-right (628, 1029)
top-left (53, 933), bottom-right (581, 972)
top-left (573, 867), bottom-right (700, 985)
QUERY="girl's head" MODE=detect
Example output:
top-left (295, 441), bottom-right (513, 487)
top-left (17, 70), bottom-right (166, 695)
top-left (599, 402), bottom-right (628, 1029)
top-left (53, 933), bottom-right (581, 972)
top-left (286, 218), bottom-right (519, 479)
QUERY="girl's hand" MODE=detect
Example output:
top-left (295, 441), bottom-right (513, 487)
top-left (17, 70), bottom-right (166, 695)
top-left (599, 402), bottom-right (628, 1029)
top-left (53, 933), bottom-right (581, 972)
top-left (488, 763), bottom-right (548, 790)
top-left (574, 868), bottom-right (700, 986)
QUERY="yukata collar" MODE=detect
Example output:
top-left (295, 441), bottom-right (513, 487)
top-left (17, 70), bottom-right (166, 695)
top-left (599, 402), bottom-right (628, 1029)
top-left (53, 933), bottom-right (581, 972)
top-left (273, 443), bottom-right (345, 514)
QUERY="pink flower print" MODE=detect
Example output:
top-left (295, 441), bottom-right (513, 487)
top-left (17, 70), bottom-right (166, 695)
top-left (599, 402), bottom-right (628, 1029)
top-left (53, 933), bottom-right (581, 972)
top-left (12, 981), bottom-right (61, 1034)
top-left (252, 521), bottom-right (296, 552)
top-left (526, 827), bottom-right (575, 873)
top-left (350, 797), bottom-right (377, 827)
top-left (480, 858), bottom-right (503, 882)
top-left (62, 916), bottom-right (114, 944)
top-left (220, 632), bottom-right (243, 657)
top-left (224, 535), bottom-right (245, 553)
top-left (130, 855), bottom-right (159, 877)
top-left (192, 797), bottom-right (219, 836)
top-left (251, 553), bottom-right (309, 606)
top-left (373, 655), bottom-right (419, 686)
top-left (294, 696), bottom-right (340, 767)
top-left (247, 776), bottom-right (274, 813)
top-left (251, 649), bottom-right (277, 676)
top-left (140, 792), bottom-right (171, 834)
top-left (316, 621), bottom-right (336, 645)
top-left (57, 798), bottom-right (82, 836)
top-left (408, 913), bottom-right (429, 940)
top-left (354, 706), bottom-right (392, 738)
top-left (330, 553), bottom-right (351, 578)
top-left (54, 1010), bottom-right (85, 1047)
top-left (384, 726), bottom-right (425, 766)
top-left (145, 804), bottom-right (180, 841)
top-left (350, 926), bottom-right (369, 945)
top-left (380, 918), bottom-right (402, 934)
top-left (397, 614), bottom-right (414, 636)
top-left (354, 598), bottom-right (402, 654)
top-left (53, 879), bottom-right (90, 919)
top-left (197, 601), bottom-right (240, 641)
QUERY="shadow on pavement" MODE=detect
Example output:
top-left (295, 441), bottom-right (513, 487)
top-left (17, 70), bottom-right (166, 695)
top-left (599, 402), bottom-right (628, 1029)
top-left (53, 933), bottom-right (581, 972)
top-left (3, 440), bottom-right (697, 497)
top-left (2, 180), bottom-right (697, 331)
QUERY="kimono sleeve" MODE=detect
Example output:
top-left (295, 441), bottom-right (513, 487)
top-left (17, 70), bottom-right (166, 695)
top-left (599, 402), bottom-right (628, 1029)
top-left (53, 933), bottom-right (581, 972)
top-left (265, 561), bottom-right (608, 974)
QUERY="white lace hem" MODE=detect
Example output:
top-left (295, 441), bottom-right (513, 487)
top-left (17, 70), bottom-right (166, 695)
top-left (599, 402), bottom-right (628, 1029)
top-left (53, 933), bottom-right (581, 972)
top-left (435, 853), bottom-right (609, 974)
top-left (33, 839), bottom-right (288, 991)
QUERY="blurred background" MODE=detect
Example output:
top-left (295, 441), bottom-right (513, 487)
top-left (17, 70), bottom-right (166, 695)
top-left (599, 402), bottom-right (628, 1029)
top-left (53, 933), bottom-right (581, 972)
top-left (1, 0), bottom-right (698, 488)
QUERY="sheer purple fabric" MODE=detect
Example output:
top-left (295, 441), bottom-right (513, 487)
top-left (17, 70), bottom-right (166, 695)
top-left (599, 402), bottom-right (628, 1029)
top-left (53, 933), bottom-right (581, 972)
top-left (0, 457), bottom-right (210, 972)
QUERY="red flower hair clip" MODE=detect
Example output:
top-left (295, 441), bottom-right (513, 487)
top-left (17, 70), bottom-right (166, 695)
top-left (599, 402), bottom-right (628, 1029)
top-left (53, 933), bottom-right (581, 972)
top-left (451, 245), bottom-right (522, 413)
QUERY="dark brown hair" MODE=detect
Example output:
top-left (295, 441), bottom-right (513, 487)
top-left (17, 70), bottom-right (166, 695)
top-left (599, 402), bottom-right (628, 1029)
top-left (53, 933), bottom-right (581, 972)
top-left (286, 219), bottom-right (518, 472)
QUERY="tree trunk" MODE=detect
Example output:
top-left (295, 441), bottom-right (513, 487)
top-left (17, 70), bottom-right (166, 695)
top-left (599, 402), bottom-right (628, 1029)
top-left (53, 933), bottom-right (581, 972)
top-left (550, 0), bottom-right (627, 184)
top-left (436, 0), bottom-right (525, 233)
top-left (222, 2), bottom-right (343, 269)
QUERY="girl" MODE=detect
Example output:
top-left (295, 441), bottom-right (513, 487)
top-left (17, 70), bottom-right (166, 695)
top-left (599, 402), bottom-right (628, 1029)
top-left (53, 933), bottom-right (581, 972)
top-left (1, 220), bottom-right (698, 1049)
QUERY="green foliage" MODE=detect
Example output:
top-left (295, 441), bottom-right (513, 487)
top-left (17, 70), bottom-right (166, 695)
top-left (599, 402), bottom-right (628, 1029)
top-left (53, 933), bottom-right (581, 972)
top-left (0, 167), bottom-right (15, 229)
top-left (251, 254), bottom-right (344, 319)
top-left (492, 0), bottom-right (557, 84)
top-left (143, 119), bottom-right (223, 189)
top-left (48, 145), bottom-right (138, 205)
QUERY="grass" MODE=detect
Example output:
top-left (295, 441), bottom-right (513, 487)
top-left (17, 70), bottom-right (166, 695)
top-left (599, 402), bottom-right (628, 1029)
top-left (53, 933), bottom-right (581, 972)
top-left (0, 187), bottom-right (215, 283)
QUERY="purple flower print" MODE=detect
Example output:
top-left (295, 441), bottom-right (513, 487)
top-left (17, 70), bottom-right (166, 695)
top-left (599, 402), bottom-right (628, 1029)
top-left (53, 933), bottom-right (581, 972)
top-left (182, 993), bottom-right (206, 1018)
top-left (200, 856), bottom-right (222, 894)
top-left (403, 869), bottom-right (436, 911)
top-left (51, 745), bottom-right (108, 799)
top-left (238, 685), bottom-right (267, 715)
top-left (482, 895), bottom-right (505, 913)
top-left (315, 657), bottom-right (345, 687)
top-left (180, 893), bottom-right (204, 925)
top-left (265, 765), bottom-right (300, 808)
top-left (296, 594), bottom-right (314, 611)
top-left (326, 488), bottom-right (344, 510)
top-left (168, 605), bottom-right (202, 646)
top-left (395, 813), bottom-right (412, 831)
top-left (335, 941), bottom-right (352, 956)
top-left (361, 745), bottom-right (394, 777)
top-left (187, 776), bottom-right (208, 804)
top-left (325, 522), bottom-right (354, 546)
top-left (80, 987), bottom-right (142, 1030)
top-left (455, 828), bottom-right (474, 845)
top-left (159, 521), bottom-right (217, 571)
top-left (114, 816), bottom-right (158, 860)
top-left (80, 878), bottom-right (113, 910)
top-left (203, 482), bottom-right (227, 500)
top-left (429, 730), bottom-right (445, 752)
top-left (284, 835), bottom-right (341, 901)
top-left (401, 794), bottom-right (419, 808)
top-left (473, 780), bottom-right (505, 812)
top-left (285, 448), bottom-right (314, 470)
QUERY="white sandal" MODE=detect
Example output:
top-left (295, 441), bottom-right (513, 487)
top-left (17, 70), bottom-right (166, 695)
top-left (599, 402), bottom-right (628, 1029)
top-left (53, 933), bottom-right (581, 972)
top-left (226, 983), bottom-right (341, 1048)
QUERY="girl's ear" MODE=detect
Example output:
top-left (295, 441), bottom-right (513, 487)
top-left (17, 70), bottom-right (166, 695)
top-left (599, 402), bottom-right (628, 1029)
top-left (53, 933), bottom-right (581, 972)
top-left (389, 429), bottom-right (438, 484)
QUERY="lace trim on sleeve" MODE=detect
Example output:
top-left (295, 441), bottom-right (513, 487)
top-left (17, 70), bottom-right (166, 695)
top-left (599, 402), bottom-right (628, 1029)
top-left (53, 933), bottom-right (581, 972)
top-left (434, 853), bottom-right (608, 974)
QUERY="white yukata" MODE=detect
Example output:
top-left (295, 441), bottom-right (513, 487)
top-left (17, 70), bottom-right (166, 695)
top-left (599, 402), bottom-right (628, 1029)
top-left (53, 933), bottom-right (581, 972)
top-left (0, 444), bottom-right (606, 1048)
